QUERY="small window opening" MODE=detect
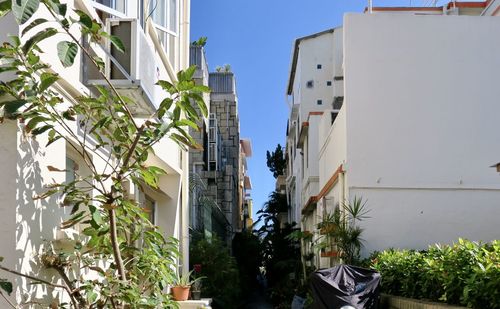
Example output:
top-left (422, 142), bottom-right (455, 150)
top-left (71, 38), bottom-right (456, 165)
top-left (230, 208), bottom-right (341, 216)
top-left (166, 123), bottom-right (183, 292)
top-left (317, 64), bottom-right (322, 69)
top-left (317, 99), bottom-right (323, 105)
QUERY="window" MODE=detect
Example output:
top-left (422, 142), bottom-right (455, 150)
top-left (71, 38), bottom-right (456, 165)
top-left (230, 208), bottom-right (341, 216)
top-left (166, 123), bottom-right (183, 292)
top-left (150, 0), bottom-right (178, 33)
top-left (317, 64), bottom-right (322, 69)
top-left (66, 157), bottom-right (78, 184)
top-left (317, 99), bottom-right (323, 105)
top-left (93, 0), bottom-right (126, 14)
top-left (327, 81), bottom-right (332, 86)
top-left (306, 80), bottom-right (313, 88)
top-left (333, 96), bottom-right (344, 110)
top-left (143, 195), bottom-right (156, 225)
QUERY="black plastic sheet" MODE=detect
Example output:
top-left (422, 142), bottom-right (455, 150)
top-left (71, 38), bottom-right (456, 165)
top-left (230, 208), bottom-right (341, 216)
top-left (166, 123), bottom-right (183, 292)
top-left (310, 265), bottom-right (381, 309)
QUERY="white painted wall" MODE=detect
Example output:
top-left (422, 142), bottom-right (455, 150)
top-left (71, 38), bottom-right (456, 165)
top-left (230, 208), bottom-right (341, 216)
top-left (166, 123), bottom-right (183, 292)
top-left (343, 13), bottom-right (500, 255)
top-left (0, 0), bottom-right (192, 303)
top-left (296, 32), bottom-right (335, 123)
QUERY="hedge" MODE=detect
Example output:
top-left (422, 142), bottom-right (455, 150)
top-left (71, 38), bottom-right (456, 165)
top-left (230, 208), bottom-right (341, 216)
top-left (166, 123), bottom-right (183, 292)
top-left (370, 239), bottom-right (500, 308)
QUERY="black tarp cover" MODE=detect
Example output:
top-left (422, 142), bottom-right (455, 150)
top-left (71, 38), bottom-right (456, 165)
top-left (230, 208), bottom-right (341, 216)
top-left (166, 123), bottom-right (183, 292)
top-left (310, 265), bottom-right (381, 309)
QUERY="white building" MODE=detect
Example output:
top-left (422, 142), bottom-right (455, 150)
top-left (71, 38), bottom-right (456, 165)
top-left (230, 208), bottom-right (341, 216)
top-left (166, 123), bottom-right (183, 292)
top-left (0, 0), bottom-right (192, 304)
top-left (286, 1), bottom-right (500, 267)
top-left (285, 28), bottom-right (342, 227)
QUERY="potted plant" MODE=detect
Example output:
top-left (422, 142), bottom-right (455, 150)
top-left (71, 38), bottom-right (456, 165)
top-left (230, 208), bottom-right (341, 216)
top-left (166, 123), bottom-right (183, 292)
top-left (190, 263), bottom-right (205, 300)
top-left (171, 270), bottom-right (204, 301)
top-left (191, 279), bottom-right (202, 300)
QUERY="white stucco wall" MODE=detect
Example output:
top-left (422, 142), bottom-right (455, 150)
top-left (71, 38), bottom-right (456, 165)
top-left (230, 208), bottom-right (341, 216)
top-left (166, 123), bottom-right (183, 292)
top-left (344, 13), bottom-right (500, 255)
top-left (296, 32), bottom-right (335, 123)
top-left (0, 0), bottom-right (192, 303)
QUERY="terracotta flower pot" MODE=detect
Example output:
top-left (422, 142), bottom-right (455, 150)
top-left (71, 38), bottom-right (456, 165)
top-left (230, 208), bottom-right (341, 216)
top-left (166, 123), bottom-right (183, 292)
top-left (171, 286), bottom-right (191, 301)
top-left (320, 250), bottom-right (339, 258)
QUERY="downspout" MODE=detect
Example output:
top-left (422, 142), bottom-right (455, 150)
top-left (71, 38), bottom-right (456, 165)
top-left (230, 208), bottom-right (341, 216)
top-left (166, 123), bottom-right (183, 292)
top-left (180, 0), bottom-right (191, 276)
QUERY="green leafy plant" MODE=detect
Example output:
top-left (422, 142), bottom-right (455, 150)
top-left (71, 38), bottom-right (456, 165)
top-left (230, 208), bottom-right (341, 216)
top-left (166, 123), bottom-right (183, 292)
top-left (173, 270), bottom-right (204, 288)
top-left (189, 236), bottom-right (241, 309)
top-left (0, 0), bottom-right (209, 308)
top-left (315, 196), bottom-right (370, 264)
top-left (371, 239), bottom-right (500, 308)
top-left (192, 36), bottom-right (207, 47)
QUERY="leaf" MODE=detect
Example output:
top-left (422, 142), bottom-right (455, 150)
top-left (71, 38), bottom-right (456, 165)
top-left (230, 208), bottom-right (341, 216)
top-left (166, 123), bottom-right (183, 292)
top-left (0, 0), bottom-right (11, 18)
top-left (0, 99), bottom-right (26, 114)
top-left (47, 0), bottom-right (66, 16)
top-left (61, 211), bottom-right (85, 229)
top-left (89, 206), bottom-right (102, 229)
top-left (109, 34), bottom-right (125, 53)
top-left (21, 18), bottom-right (47, 36)
top-left (47, 165), bottom-right (65, 172)
top-left (75, 10), bottom-right (91, 28)
top-left (176, 118), bottom-right (198, 130)
top-left (57, 41), bottom-right (78, 67)
top-left (12, 0), bottom-right (40, 24)
top-left (26, 115), bottom-right (49, 130)
top-left (39, 72), bottom-right (58, 92)
top-left (22, 27), bottom-right (57, 54)
top-left (31, 124), bottom-right (53, 135)
top-left (0, 279), bottom-right (12, 295)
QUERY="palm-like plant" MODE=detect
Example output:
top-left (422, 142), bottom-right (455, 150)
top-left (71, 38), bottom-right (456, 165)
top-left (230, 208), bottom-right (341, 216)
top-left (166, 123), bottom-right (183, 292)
top-left (317, 196), bottom-right (370, 264)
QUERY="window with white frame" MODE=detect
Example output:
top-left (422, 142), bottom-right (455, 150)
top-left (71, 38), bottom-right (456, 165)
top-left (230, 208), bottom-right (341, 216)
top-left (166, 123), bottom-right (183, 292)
top-left (149, 0), bottom-right (178, 34)
top-left (92, 0), bottom-right (127, 14)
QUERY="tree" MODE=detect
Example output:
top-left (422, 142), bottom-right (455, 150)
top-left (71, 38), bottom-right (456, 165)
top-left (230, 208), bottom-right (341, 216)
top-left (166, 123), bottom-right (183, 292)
top-left (266, 144), bottom-right (286, 179)
top-left (0, 1), bottom-right (208, 307)
top-left (255, 191), bottom-right (301, 307)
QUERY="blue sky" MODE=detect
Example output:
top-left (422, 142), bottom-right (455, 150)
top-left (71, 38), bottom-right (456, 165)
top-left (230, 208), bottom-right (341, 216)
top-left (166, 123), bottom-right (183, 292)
top-left (189, 0), bottom-right (466, 222)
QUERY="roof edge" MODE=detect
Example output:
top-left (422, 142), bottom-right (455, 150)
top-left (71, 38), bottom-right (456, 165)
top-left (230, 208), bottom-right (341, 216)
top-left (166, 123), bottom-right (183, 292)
top-left (286, 28), bottom-right (336, 95)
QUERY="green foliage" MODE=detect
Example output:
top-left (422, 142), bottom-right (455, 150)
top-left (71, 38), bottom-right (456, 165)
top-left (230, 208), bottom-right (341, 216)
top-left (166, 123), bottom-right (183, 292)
top-left (12, 0), bottom-right (40, 24)
top-left (266, 144), bottom-right (286, 178)
top-left (0, 1), bottom-right (209, 308)
top-left (56, 41), bottom-right (78, 67)
top-left (0, 279), bottom-right (12, 295)
top-left (189, 237), bottom-right (241, 309)
top-left (371, 239), bottom-right (500, 308)
top-left (256, 190), bottom-right (302, 307)
top-left (192, 36), bottom-right (207, 47)
top-left (232, 232), bottom-right (262, 297)
top-left (173, 270), bottom-right (203, 288)
top-left (316, 196), bottom-right (369, 264)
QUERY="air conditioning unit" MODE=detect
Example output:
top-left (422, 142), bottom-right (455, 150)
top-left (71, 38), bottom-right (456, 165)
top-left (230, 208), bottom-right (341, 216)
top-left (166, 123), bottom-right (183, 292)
top-left (85, 18), bottom-right (157, 116)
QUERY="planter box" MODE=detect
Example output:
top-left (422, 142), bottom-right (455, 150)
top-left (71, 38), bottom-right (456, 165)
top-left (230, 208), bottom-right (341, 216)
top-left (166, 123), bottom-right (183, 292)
top-left (381, 294), bottom-right (466, 309)
top-left (178, 298), bottom-right (212, 309)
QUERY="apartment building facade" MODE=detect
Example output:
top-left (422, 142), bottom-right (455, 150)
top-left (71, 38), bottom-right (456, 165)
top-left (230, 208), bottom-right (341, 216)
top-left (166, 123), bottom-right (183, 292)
top-left (188, 47), bottom-right (252, 242)
top-left (0, 0), bottom-right (192, 303)
top-left (286, 1), bottom-right (500, 268)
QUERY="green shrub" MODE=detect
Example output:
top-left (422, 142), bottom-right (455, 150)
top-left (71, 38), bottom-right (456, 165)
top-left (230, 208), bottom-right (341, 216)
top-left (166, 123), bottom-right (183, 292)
top-left (371, 239), bottom-right (500, 308)
top-left (190, 237), bottom-right (241, 308)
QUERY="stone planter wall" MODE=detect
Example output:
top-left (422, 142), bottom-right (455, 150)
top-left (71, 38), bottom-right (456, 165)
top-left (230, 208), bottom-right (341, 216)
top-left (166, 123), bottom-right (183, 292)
top-left (381, 294), bottom-right (467, 309)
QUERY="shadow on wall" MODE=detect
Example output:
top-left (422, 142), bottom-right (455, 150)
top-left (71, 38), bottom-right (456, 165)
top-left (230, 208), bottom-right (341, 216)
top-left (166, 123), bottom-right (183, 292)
top-left (15, 131), bottom-right (64, 305)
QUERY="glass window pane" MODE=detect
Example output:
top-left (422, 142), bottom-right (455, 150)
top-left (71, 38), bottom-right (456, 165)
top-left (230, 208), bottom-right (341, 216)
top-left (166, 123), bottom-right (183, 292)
top-left (66, 157), bottom-right (77, 183)
top-left (151, 0), bottom-right (166, 27)
top-left (169, 0), bottom-right (177, 32)
top-left (94, 0), bottom-right (126, 14)
top-left (143, 195), bottom-right (156, 224)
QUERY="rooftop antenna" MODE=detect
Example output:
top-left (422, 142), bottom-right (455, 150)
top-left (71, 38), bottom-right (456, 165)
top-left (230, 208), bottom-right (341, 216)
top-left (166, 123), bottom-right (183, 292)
top-left (368, 0), bottom-right (373, 13)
